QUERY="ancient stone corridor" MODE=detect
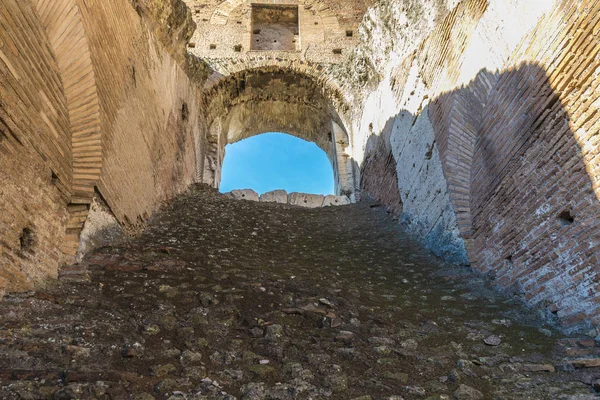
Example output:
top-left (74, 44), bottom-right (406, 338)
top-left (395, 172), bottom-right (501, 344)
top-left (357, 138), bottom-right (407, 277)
top-left (0, 186), bottom-right (598, 399)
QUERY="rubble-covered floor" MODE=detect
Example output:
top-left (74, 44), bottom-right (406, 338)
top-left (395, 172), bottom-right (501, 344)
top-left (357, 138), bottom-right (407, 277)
top-left (1, 185), bottom-right (599, 399)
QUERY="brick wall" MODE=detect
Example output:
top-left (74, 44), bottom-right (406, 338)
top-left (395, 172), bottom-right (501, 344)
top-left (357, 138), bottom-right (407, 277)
top-left (0, 0), bottom-right (72, 293)
top-left (0, 0), bottom-right (206, 294)
top-left (77, 0), bottom-right (204, 234)
top-left (356, 0), bottom-right (600, 328)
top-left (468, 0), bottom-right (600, 328)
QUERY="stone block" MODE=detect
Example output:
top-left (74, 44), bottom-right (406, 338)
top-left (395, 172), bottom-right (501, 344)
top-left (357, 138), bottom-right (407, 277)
top-left (323, 195), bottom-right (351, 206)
top-left (228, 189), bottom-right (259, 201)
top-left (288, 193), bottom-right (324, 208)
top-left (259, 190), bottom-right (288, 203)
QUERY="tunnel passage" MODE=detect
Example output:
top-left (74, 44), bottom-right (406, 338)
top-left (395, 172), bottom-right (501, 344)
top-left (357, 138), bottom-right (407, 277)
top-left (201, 67), bottom-right (357, 200)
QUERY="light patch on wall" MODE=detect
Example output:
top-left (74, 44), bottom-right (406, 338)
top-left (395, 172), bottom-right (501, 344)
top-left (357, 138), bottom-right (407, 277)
top-left (251, 4), bottom-right (299, 51)
top-left (220, 132), bottom-right (334, 195)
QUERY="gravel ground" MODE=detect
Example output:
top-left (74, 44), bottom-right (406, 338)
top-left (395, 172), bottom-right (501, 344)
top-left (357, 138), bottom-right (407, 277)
top-left (0, 184), bottom-right (598, 399)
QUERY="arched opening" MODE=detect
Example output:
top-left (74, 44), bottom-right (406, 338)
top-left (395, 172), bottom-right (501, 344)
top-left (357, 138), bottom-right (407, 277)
top-left (201, 66), bottom-right (357, 200)
top-left (219, 132), bottom-right (335, 195)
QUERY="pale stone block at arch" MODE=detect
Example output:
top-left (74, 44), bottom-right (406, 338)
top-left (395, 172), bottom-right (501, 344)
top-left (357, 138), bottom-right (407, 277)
top-left (288, 192), bottom-right (324, 207)
top-left (323, 195), bottom-right (350, 206)
top-left (260, 190), bottom-right (288, 203)
top-left (229, 189), bottom-right (260, 201)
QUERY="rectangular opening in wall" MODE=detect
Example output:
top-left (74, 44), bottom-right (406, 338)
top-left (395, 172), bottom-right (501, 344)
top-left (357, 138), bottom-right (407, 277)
top-left (251, 4), bottom-right (299, 51)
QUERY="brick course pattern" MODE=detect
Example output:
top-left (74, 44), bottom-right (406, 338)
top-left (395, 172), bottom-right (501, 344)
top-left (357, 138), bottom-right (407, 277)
top-left (404, 0), bottom-right (600, 328)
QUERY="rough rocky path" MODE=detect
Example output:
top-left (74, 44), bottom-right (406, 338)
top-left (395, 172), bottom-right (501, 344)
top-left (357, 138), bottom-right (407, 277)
top-left (1, 185), bottom-right (599, 400)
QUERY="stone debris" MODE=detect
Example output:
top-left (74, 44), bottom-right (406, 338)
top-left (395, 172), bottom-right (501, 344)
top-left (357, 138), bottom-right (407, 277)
top-left (483, 335), bottom-right (502, 346)
top-left (453, 384), bottom-right (483, 400)
top-left (259, 189), bottom-right (288, 204)
top-left (0, 185), bottom-right (596, 399)
top-left (288, 192), bottom-right (325, 208)
top-left (323, 195), bottom-right (352, 206)
top-left (228, 189), bottom-right (259, 201)
top-left (227, 190), bottom-right (352, 208)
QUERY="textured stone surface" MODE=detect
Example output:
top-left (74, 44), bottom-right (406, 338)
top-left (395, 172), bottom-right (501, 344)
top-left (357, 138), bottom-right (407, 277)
top-left (0, 185), bottom-right (596, 399)
top-left (288, 193), bottom-right (325, 208)
top-left (323, 195), bottom-right (351, 207)
top-left (259, 190), bottom-right (288, 204)
top-left (228, 189), bottom-right (260, 202)
top-left (76, 194), bottom-right (124, 261)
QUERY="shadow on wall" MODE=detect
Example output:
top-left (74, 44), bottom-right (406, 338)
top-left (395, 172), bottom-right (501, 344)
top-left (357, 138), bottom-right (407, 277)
top-left (360, 62), bottom-right (600, 328)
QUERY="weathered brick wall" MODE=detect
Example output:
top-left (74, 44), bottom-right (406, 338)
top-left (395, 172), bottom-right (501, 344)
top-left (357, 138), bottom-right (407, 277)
top-left (0, 0), bottom-right (206, 295)
top-left (77, 0), bottom-right (204, 234)
top-left (355, 0), bottom-right (599, 328)
top-left (468, 0), bottom-right (600, 328)
top-left (0, 0), bottom-right (73, 294)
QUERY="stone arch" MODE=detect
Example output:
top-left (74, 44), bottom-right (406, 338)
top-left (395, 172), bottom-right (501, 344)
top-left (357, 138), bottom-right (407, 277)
top-left (202, 66), bottom-right (355, 198)
top-left (32, 0), bottom-right (102, 256)
top-left (204, 60), bottom-right (351, 117)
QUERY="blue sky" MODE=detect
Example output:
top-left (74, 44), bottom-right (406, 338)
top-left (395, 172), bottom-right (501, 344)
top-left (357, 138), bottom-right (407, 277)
top-left (220, 132), bottom-right (334, 195)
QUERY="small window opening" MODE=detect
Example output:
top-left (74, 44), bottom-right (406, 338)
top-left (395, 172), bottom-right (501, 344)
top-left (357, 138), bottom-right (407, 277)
top-left (346, 30), bottom-right (353, 37)
top-left (19, 227), bottom-right (35, 253)
top-left (314, 21), bottom-right (318, 25)
top-left (234, 44), bottom-right (242, 52)
top-left (51, 170), bottom-right (58, 185)
top-left (209, 44), bottom-right (217, 50)
top-left (131, 66), bottom-right (136, 87)
top-left (253, 29), bottom-right (261, 34)
top-left (332, 48), bottom-right (342, 55)
top-left (237, 20), bottom-right (242, 24)
top-left (188, 42), bottom-right (196, 48)
top-left (181, 103), bottom-right (189, 121)
top-left (558, 210), bottom-right (574, 226)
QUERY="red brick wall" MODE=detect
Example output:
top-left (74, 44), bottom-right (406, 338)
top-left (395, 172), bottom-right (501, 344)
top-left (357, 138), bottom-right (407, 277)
top-left (469, 0), bottom-right (600, 327)
top-left (424, 0), bottom-right (600, 328)
top-left (379, 0), bottom-right (600, 328)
